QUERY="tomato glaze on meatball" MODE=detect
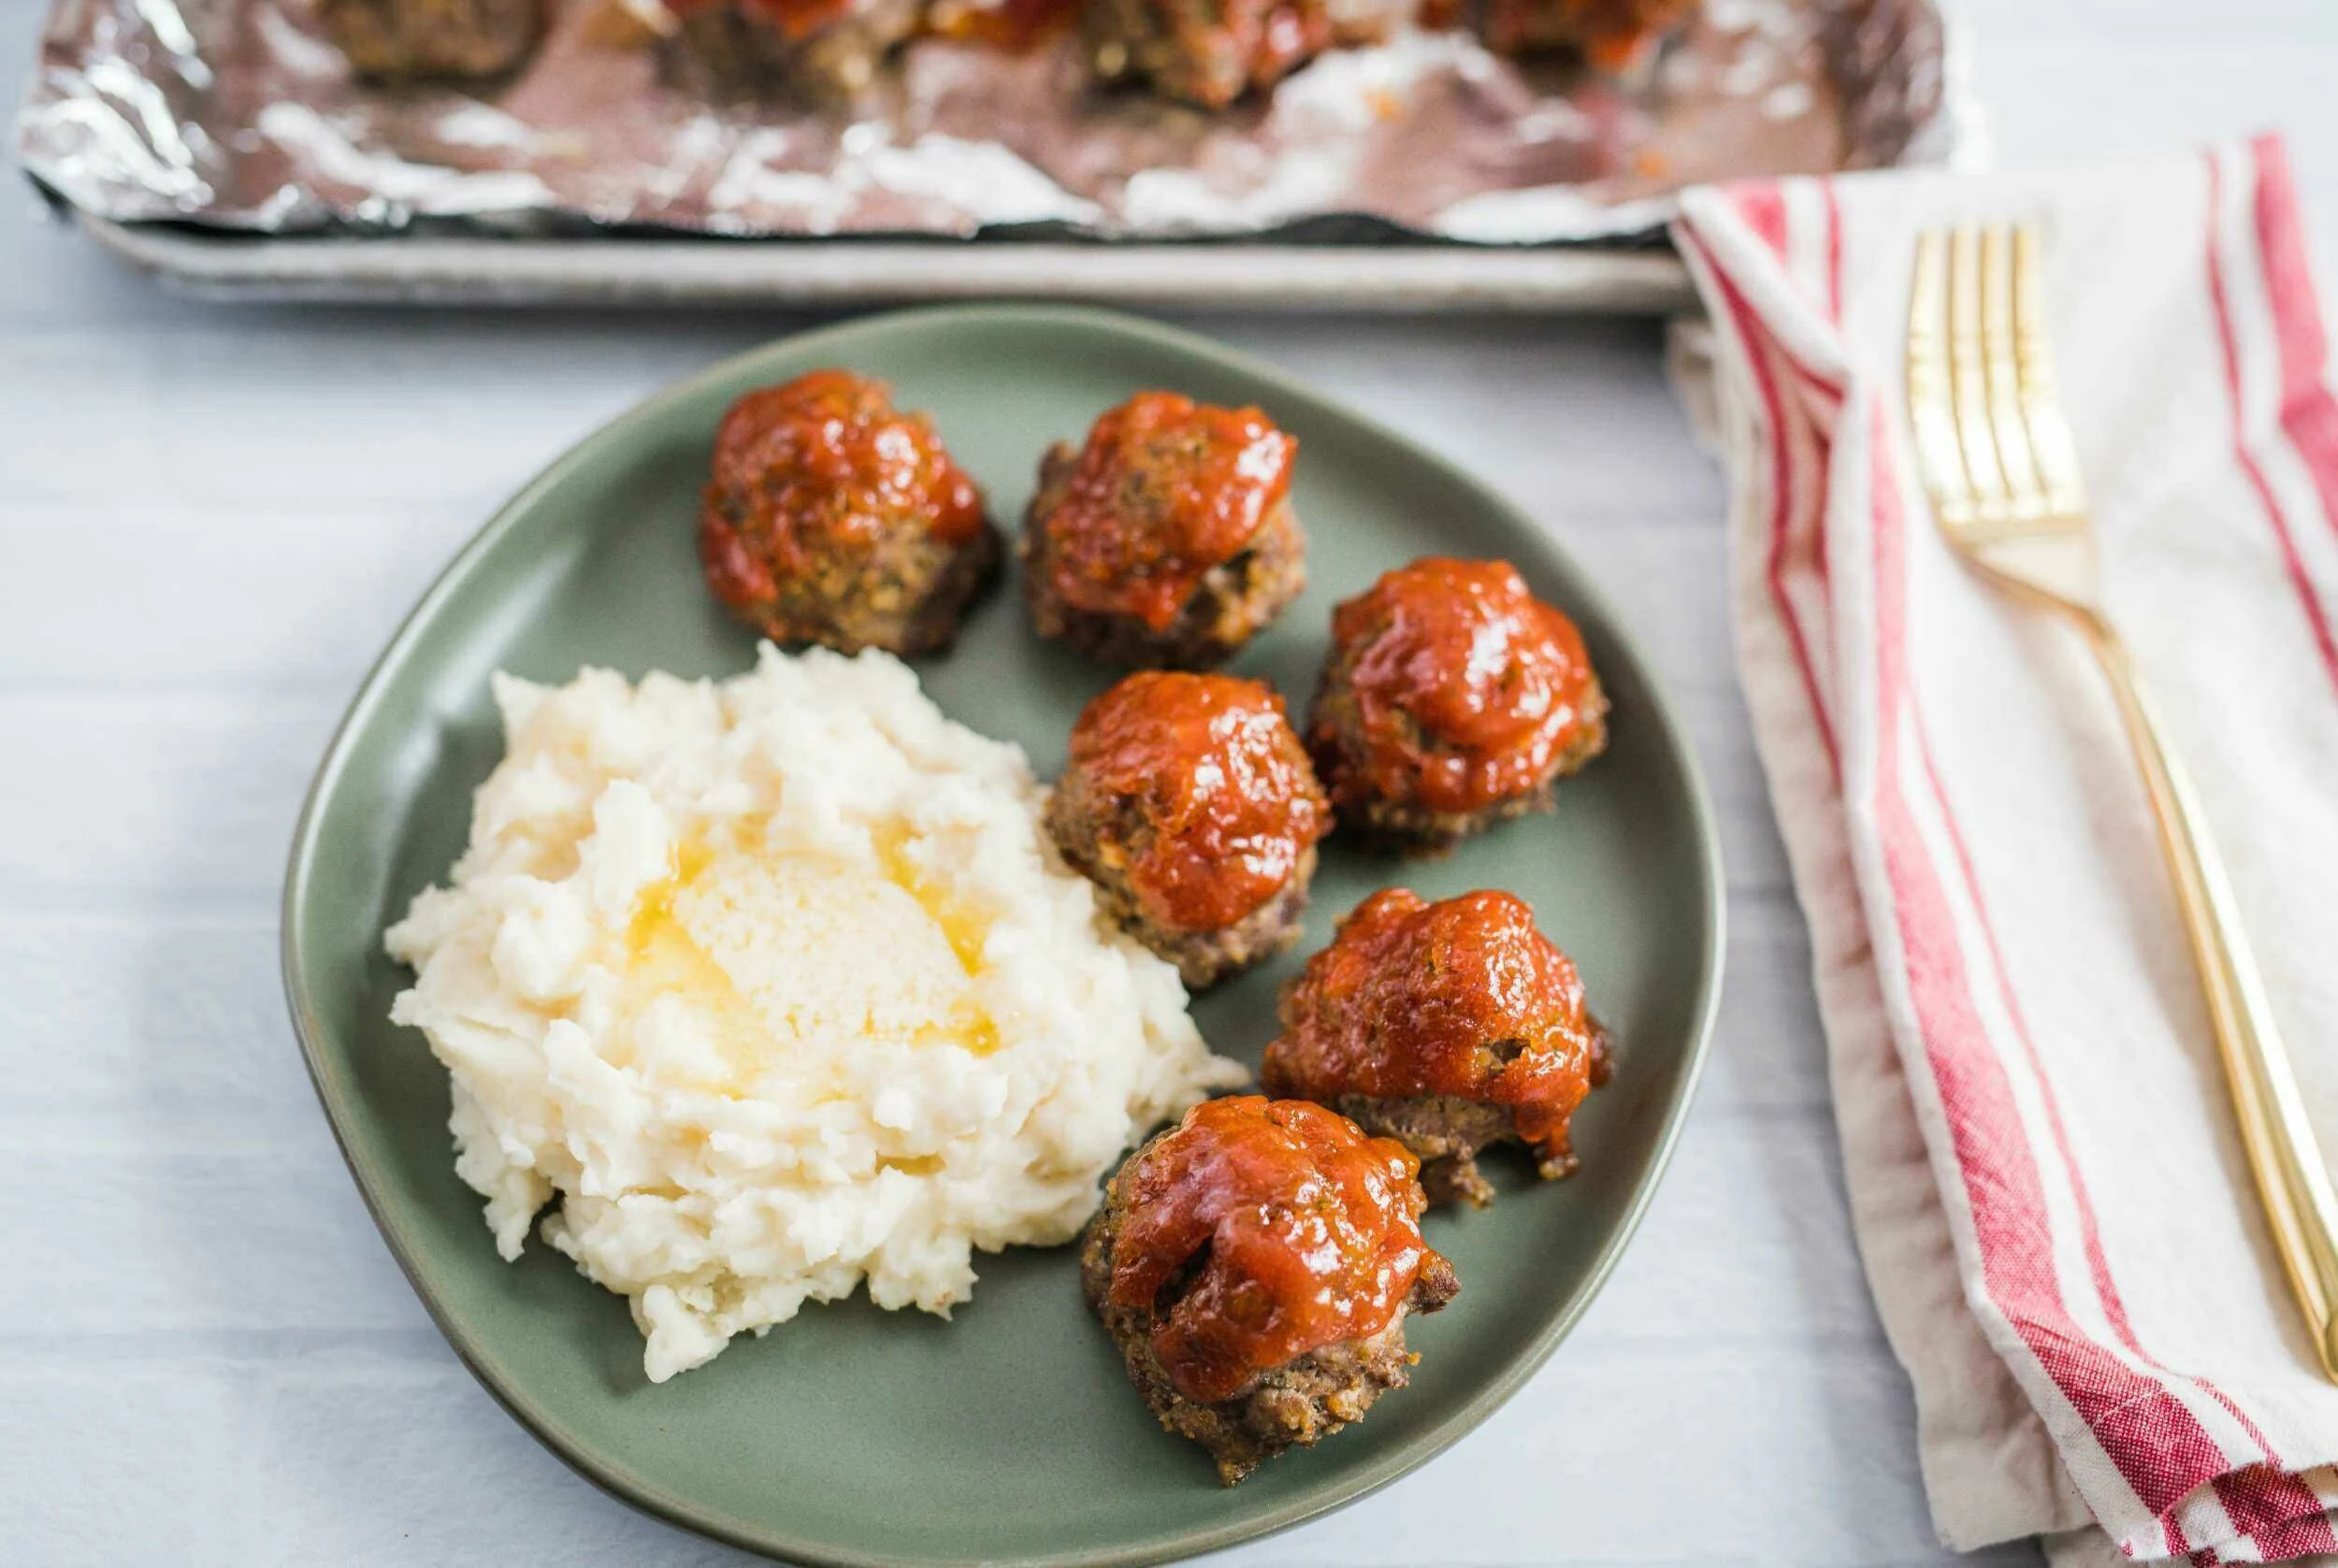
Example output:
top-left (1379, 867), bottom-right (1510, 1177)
top-left (1082, 0), bottom-right (1407, 108)
top-left (1307, 555), bottom-right (1608, 851)
top-left (699, 369), bottom-right (1002, 656)
top-left (1020, 392), bottom-right (1306, 669)
top-left (1046, 672), bottom-right (1330, 989)
top-left (1080, 1096), bottom-right (1459, 1484)
top-left (1261, 888), bottom-right (1610, 1207)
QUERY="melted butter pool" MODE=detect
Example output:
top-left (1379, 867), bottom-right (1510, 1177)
top-left (615, 827), bottom-right (1003, 1086)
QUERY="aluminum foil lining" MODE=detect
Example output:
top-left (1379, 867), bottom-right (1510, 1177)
top-left (15, 0), bottom-right (1947, 241)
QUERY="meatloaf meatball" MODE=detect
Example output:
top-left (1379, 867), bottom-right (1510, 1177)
top-left (1084, 0), bottom-right (1408, 109)
top-left (699, 369), bottom-right (1001, 655)
top-left (1307, 555), bottom-right (1607, 851)
top-left (1476, 0), bottom-right (1694, 69)
top-left (318, 0), bottom-right (541, 79)
top-left (1081, 1095), bottom-right (1459, 1484)
top-left (663, 0), bottom-right (919, 97)
top-left (1261, 888), bottom-right (1609, 1207)
top-left (1021, 392), bottom-right (1306, 669)
top-left (1047, 672), bottom-right (1331, 989)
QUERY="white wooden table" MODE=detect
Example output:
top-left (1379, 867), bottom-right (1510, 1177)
top-left (8, 5), bottom-right (2337, 1561)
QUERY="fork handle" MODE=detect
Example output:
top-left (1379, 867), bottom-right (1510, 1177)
top-left (2077, 611), bottom-right (2338, 1378)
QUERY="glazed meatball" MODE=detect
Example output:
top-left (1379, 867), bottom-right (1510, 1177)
top-left (1261, 888), bottom-right (1609, 1207)
top-left (318, 0), bottom-right (541, 79)
top-left (1047, 672), bottom-right (1331, 990)
top-left (1084, 0), bottom-right (1408, 109)
top-left (699, 369), bottom-right (1001, 655)
top-left (1475, 0), bottom-right (1694, 68)
top-left (1081, 1095), bottom-right (1459, 1485)
top-left (1307, 555), bottom-right (1607, 851)
top-left (1020, 392), bottom-right (1306, 669)
top-left (663, 0), bottom-right (919, 98)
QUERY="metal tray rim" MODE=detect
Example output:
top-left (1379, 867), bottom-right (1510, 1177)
top-left (76, 213), bottom-right (1706, 310)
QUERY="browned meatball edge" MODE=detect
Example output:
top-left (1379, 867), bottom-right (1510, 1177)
top-left (1305, 638), bottom-right (1610, 855)
top-left (706, 510), bottom-right (1003, 658)
top-left (1263, 1018), bottom-right (1616, 1207)
top-left (1019, 441), bottom-right (1308, 671)
top-left (1045, 772), bottom-right (1318, 990)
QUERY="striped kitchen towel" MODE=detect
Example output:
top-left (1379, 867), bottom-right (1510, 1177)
top-left (1673, 136), bottom-right (2338, 1566)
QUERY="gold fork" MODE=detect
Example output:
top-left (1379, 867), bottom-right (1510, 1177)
top-left (1907, 223), bottom-right (2338, 1382)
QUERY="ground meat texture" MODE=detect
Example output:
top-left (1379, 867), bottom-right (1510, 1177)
top-left (1063, 835), bottom-right (1316, 992)
top-left (319, 0), bottom-right (541, 79)
top-left (1473, 0), bottom-right (1694, 68)
top-left (1306, 555), bottom-right (1607, 852)
top-left (1261, 887), bottom-right (1611, 1206)
top-left (1020, 393), bottom-right (1306, 669)
top-left (1046, 672), bottom-right (1331, 989)
top-left (1080, 1097), bottom-right (1458, 1485)
top-left (1083, 0), bottom-right (1408, 108)
top-left (664, 0), bottom-right (919, 99)
top-left (700, 369), bottom-right (1001, 655)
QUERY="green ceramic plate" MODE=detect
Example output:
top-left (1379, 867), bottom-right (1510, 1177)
top-left (282, 305), bottom-right (1724, 1568)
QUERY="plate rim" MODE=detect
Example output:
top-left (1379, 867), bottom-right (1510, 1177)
top-left (279, 301), bottom-right (1728, 1568)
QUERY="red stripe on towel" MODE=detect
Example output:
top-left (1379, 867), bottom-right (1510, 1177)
top-left (1687, 228), bottom-right (1841, 774)
top-left (2215, 1464), bottom-right (2338, 1561)
top-left (1813, 180), bottom-right (1847, 603)
top-left (2251, 134), bottom-right (2338, 568)
top-left (1705, 191), bottom-right (1848, 398)
top-left (1865, 401), bottom-right (2247, 1530)
top-left (2205, 148), bottom-right (2338, 694)
top-left (1824, 180), bottom-right (1845, 327)
top-left (1917, 687), bottom-right (2329, 1558)
top-left (1731, 182), bottom-right (1789, 261)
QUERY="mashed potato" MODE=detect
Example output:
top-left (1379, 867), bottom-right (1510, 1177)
top-left (385, 645), bottom-right (1244, 1382)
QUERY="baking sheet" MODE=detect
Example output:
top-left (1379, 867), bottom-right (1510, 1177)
top-left (20, 0), bottom-right (1949, 243)
top-left (69, 214), bottom-right (1705, 308)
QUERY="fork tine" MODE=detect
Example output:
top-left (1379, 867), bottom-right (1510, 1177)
top-left (1908, 228), bottom-right (1978, 527)
top-left (1947, 224), bottom-right (2013, 525)
top-left (2012, 223), bottom-right (2089, 519)
top-left (1979, 223), bottom-right (2048, 522)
